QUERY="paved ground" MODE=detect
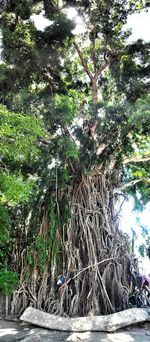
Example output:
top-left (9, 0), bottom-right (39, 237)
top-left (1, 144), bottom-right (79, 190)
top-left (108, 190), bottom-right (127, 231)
top-left (0, 317), bottom-right (150, 342)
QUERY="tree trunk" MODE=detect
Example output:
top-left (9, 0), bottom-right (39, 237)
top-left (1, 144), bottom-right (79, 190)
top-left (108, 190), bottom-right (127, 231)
top-left (10, 172), bottom-right (132, 317)
top-left (48, 172), bottom-right (131, 316)
top-left (92, 78), bottom-right (98, 105)
top-left (5, 295), bottom-right (9, 317)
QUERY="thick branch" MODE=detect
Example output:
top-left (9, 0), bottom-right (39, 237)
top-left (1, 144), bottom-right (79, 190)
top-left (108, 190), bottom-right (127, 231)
top-left (115, 178), bottom-right (150, 192)
top-left (71, 257), bottom-right (120, 281)
top-left (62, 125), bottom-right (76, 144)
top-left (73, 42), bottom-right (93, 81)
top-left (90, 29), bottom-right (97, 73)
top-left (96, 60), bottom-right (110, 79)
top-left (92, 76), bottom-right (98, 104)
top-left (0, 160), bottom-right (9, 172)
top-left (96, 50), bottom-right (121, 79)
top-left (124, 155), bottom-right (150, 165)
top-left (38, 137), bottom-right (52, 145)
top-left (96, 143), bottom-right (106, 156)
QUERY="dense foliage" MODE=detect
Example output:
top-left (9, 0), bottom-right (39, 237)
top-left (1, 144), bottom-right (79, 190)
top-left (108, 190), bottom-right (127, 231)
top-left (0, 0), bottom-right (149, 315)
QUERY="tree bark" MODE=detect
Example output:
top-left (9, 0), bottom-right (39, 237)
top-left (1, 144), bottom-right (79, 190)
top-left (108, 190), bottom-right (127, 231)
top-left (92, 78), bottom-right (98, 105)
top-left (5, 295), bottom-right (9, 317)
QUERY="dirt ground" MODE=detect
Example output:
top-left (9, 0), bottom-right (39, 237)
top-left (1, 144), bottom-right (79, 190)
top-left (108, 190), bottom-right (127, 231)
top-left (0, 316), bottom-right (150, 342)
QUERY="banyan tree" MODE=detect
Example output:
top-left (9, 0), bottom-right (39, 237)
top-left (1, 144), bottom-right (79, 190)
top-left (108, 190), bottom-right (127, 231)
top-left (0, 0), bottom-right (150, 317)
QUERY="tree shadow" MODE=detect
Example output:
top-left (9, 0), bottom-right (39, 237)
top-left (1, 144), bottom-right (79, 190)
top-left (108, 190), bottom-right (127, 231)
top-left (66, 331), bottom-right (150, 342)
top-left (0, 320), bottom-right (70, 342)
top-left (0, 320), bottom-right (33, 342)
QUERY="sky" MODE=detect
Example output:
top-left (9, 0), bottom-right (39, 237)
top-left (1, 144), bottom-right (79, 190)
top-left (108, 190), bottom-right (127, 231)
top-left (126, 10), bottom-right (150, 42)
top-left (32, 6), bottom-right (150, 42)
top-left (120, 198), bottom-right (150, 273)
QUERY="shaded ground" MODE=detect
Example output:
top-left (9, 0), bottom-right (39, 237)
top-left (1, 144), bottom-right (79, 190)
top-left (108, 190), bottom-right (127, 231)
top-left (0, 316), bottom-right (150, 342)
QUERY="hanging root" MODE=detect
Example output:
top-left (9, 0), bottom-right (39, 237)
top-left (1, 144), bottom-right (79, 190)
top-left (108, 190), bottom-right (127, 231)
top-left (10, 172), bottom-right (132, 317)
top-left (53, 172), bottom-right (131, 316)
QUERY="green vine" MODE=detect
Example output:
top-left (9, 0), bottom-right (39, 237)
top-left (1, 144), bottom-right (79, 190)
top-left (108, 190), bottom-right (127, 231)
top-left (0, 268), bottom-right (18, 295)
top-left (27, 237), bottom-right (49, 273)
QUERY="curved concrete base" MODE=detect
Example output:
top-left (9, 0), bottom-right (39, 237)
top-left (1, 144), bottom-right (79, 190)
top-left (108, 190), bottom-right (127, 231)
top-left (20, 307), bottom-right (150, 332)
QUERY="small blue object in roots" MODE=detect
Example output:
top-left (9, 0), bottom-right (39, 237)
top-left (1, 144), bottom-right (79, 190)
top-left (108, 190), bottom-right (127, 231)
top-left (57, 275), bottom-right (65, 286)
